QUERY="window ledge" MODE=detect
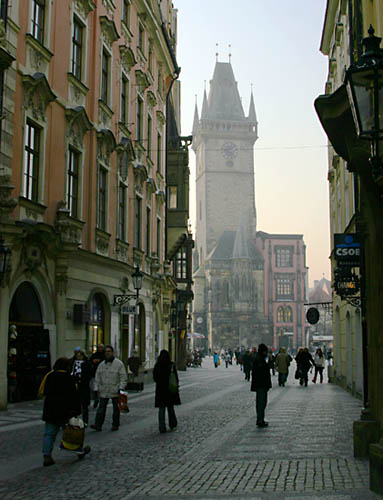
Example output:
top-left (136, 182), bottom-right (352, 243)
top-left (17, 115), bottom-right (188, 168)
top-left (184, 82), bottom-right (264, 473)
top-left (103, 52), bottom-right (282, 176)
top-left (25, 33), bottom-right (54, 62)
top-left (18, 196), bottom-right (47, 214)
top-left (68, 73), bottom-right (89, 96)
top-left (98, 99), bottom-right (114, 118)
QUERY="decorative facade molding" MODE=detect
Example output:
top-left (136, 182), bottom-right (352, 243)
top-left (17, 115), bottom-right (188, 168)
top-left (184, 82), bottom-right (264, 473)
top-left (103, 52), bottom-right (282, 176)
top-left (102, 0), bottom-right (116, 16)
top-left (97, 129), bottom-right (116, 163)
top-left (134, 164), bottom-right (148, 193)
top-left (74, 0), bottom-right (96, 18)
top-left (55, 202), bottom-right (84, 246)
top-left (65, 106), bottom-right (93, 150)
top-left (115, 239), bottom-right (129, 263)
top-left (146, 90), bottom-right (157, 108)
top-left (146, 177), bottom-right (157, 195)
top-left (156, 110), bottom-right (166, 126)
top-left (116, 137), bottom-right (135, 180)
top-left (0, 174), bottom-right (17, 223)
top-left (135, 69), bottom-right (150, 90)
top-left (67, 73), bottom-right (89, 107)
top-left (22, 73), bottom-right (56, 122)
top-left (25, 34), bottom-right (54, 76)
top-left (95, 228), bottom-right (110, 255)
top-left (100, 16), bottom-right (119, 49)
top-left (119, 45), bottom-right (136, 72)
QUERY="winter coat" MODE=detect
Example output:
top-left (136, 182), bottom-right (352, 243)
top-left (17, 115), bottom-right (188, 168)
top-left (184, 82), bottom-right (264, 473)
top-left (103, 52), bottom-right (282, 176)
top-left (275, 352), bottom-right (291, 374)
top-left (94, 358), bottom-right (128, 398)
top-left (70, 357), bottom-right (91, 406)
top-left (314, 354), bottom-right (326, 368)
top-left (296, 351), bottom-right (314, 371)
top-left (89, 351), bottom-right (106, 377)
top-left (153, 361), bottom-right (181, 407)
top-left (42, 370), bottom-right (81, 425)
top-left (251, 352), bottom-right (272, 391)
top-left (243, 352), bottom-right (254, 372)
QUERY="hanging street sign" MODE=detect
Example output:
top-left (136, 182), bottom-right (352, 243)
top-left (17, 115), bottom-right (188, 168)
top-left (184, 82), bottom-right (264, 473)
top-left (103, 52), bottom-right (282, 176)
top-left (306, 307), bottom-right (320, 325)
top-left (334, 233), bottom-right (361, 267)
top-left (334, 268), bottom-right (360, 297)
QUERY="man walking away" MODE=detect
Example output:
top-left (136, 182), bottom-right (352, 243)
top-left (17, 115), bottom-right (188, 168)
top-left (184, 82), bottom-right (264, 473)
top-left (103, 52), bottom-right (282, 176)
top-left (275, 347), bottom-right (291, 387)
top-left (243, 350), bottom-right (252, 381)
top-left (91, 345), bottom-right (127, 432)
top-left (251, 343), bottom-right (272, 427)
top-left (89, 344), bottom-right (105, 408)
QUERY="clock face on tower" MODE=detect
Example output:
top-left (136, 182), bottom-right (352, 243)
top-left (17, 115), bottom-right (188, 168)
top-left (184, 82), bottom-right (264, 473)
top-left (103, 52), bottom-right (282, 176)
top-left (221, 141), bottom-right (238, 160)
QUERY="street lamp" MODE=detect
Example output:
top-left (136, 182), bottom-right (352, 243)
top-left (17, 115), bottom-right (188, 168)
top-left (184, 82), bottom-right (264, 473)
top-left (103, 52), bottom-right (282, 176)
top-left (0, 234), bottom-right (11, 284)
top-left (113, 266), bottom-right (144, 306)
top-left (345, 25), bottom-right (383, 178)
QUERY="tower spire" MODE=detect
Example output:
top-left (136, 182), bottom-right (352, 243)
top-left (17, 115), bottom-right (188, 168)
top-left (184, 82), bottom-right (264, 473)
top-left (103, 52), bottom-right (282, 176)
top-left (248, 85), bottom-right (257, 123)
top-left (228, 44), bottom-right (231, 63)
top-left (216, 43), bottom-right (219, 62)
top-left (201, 85), bottom-right (209, 119)
top-left (192, 96), bottom-right (199, 134)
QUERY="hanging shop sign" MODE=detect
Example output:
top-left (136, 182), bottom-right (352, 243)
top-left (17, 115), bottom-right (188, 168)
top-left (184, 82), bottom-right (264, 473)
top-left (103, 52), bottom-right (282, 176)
top-left (334, 268), bottom-right (360, 297)
top-left (334, 233), bottom-right (361, 267)
top-left (306, 307), bottom-right (320, 325)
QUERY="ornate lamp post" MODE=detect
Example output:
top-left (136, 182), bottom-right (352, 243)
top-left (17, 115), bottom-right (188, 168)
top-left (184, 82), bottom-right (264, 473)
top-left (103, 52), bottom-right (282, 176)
top-left (113, 266), bottom-right (143, 306)
top-left (345, 25), bottom-right (383, 179)
top-left (0, 235), bottom-right (11, 284)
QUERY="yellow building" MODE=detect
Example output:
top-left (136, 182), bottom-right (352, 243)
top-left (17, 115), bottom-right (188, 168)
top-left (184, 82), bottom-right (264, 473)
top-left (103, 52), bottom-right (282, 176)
top-left (317, 0), bottom-right (383, 493)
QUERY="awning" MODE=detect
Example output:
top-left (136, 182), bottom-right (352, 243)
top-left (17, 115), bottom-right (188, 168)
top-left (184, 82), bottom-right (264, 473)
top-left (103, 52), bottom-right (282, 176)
top-left (187, 332), bottom-right (205, 339)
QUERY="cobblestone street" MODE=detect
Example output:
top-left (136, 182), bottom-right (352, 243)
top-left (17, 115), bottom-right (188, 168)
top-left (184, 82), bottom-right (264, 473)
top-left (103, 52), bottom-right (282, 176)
top-left (0, 361), bottom-right (380, 500)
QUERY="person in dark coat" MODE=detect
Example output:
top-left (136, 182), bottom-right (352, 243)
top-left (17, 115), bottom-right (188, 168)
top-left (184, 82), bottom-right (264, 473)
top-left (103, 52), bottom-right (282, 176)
top-left (243, 350), bottom-right (252, 381)
top-left (70, 348), bottom-right (91, 425)
top-left (296, 347), bottom-right (314, 386)
top-left (41, 357), bottom-right (81, 466)
top-left (251, 343), bottom-right (272, 427)
top-left (153, 349), bottom-right (181, 433)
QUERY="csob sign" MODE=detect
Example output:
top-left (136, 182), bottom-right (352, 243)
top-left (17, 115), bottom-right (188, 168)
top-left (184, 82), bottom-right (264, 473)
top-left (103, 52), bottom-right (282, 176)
top-left (334, 233), bottom-right (361, 267)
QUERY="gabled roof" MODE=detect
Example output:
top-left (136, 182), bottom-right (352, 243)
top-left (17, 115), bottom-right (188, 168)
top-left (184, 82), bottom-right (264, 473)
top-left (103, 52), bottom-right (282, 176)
top-left (206, 62), bottom-right (244, 121)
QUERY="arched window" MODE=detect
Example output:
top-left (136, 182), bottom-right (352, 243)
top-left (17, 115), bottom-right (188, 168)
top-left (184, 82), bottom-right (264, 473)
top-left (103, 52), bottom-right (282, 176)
top-left (285, 306), bottom-right (293, 323)
top-left (277, 306), bottom-right (284, 322)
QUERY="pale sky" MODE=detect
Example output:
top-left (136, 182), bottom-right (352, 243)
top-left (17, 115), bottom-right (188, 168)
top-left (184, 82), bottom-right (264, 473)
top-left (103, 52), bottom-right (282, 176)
top-left (175, 0), bottom-right (330, 287)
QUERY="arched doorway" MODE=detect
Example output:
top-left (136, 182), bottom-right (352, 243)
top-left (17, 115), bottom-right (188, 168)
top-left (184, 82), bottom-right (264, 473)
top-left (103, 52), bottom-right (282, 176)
top-left (88, 293), bottom-right (105, 353)
top-left (8, 282), bottom-right (50, 402)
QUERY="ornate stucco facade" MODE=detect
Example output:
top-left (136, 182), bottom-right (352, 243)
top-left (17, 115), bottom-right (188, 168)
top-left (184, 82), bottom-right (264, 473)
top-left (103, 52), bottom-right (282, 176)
top-left (0, 0), bottom-right (192, 407)
top-left (192, 61), bottom-right (308, 352)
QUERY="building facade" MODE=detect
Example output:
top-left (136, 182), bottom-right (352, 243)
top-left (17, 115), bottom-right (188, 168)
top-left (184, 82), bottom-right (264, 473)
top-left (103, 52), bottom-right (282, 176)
top-left (316, 0), bottom-right (383, 492)
top-left (192, 60), bottom-right (308, 352)
top-left (0, 0), bottom-right (192, 408)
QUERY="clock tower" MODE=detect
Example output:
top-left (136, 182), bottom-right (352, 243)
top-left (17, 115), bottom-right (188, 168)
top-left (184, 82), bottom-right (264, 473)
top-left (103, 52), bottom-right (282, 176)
top-left (192, 61), bottom-right (258, 265)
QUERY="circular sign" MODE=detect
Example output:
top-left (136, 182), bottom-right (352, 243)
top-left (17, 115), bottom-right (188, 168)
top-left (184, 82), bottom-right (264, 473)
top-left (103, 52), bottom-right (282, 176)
top-left (196, 317), bottom-right (203, 324)
top-left (306, 307), bottom-right (320, 325)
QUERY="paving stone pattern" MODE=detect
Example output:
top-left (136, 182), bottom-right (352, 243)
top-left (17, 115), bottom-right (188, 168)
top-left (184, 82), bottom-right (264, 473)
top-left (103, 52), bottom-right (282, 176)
top-left (0, 362), bottom-right (380, 500)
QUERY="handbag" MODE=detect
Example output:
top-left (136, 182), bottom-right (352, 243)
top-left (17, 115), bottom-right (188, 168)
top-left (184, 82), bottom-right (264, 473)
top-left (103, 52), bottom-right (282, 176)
top-left (169, 364), bottom-right (178, 394)
top-left (294, 369), bottom-right (301, 380)
top-left (118, 390), bottom-right (129, 412)
top-left (61, 417), bottom-right (85, 451)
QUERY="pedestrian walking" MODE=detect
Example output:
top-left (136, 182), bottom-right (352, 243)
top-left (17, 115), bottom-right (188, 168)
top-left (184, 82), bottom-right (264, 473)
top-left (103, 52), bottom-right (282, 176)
top-left (70, 348), bottom-right (91, 425)
top-left (274, 347), bottom-right (291, 387)
top-left (269, 351), bottom-right (276, 376)
top-left (224, 351), bottom-right (230, 368)
top-left (153, 349), bottom-right (181, 433)
top-left (89, 344), bottom-right (105, 408)
top-left (41, 357), bottom-right (84, 466)
top-left (213, 352), bottom-right (219, 368)
top-left (90, 345), bottom-right (127, 432)
top-left (243, 349), bottom-right (252, 381)
top-left (295, 347), bottom-right (314, 387)
top-left (313, 348), bottom-right (326, 383)
top-left (250, 343), bottom-right (272, 427)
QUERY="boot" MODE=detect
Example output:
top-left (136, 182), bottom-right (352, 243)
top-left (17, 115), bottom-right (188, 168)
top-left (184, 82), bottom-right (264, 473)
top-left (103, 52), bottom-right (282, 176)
top-left (43, 455), bottom-right (55, 467)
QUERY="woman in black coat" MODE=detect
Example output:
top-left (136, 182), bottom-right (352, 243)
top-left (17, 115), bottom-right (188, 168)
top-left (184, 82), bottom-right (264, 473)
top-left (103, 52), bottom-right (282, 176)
top-left (153, 349), bottom-right (181, 433)
top-left (296, 347), bottom-right (314, 387)
top-left (42, 357), bottom-right (81, 466)
top-left (70, 349), bottom-right (91, 424)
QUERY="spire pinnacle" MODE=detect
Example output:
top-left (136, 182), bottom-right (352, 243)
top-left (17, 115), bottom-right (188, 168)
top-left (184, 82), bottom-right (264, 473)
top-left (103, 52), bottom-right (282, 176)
top-left (192, 97), bottom-right (199, 134)
top-left (248, 87), bottom-right (257, 123)
top-left (201, 87), bottom-right (209, 119)
top-left (216, 42), bottom-right (219, 62)
top-left (228, 44), bottom-right (231, 63)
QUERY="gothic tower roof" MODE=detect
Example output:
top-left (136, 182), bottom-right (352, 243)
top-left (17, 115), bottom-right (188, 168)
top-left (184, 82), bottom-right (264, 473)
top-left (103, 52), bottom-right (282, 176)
top-left (201, 88), bottom-right (209, 119)
top-left (248, 90), bottom-right (257, 123)
top-left (232, 213), bottom-right (250, 259)
top-left (192, 100), bottom-right (199, 135)
top-left (206, 62), bottom-right (245, 121)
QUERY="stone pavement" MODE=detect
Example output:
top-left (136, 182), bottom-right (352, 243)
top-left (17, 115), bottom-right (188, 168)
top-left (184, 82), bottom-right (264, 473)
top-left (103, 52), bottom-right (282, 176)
top-left (0, 360), bottom-right (381, 500)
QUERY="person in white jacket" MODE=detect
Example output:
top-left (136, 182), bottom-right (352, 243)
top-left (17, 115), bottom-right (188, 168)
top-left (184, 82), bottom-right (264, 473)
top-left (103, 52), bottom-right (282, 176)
top-left (313, 348), bottom-right (326, 384)
top-left (91, 345), bottom-right (127, 431)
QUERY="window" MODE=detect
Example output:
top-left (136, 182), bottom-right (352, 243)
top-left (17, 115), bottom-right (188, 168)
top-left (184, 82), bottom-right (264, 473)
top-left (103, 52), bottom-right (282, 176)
top-left (156, 218), bottom-right (161, 258)
top-left (174, 246), bottom-right (187, 280)
top-left (285, 306), bottom-right (293, 322)
top-left (136, 94), bottom-right (143, 141)
top-left (31, 0), bottom-right (45, 44)
top-left (72, 17), bottom-right (83, 79)
top-left (134, 196), bottom-right (142, 248)
top-left (146, 206), bottom-right (151, 255)
top-left (275, 247), bottom-right (293, 267)
top-left (167, 186), bottom-right (177, 209)
top-left (137, 22), bottom-right (144, 53)
top-left (67, 148), bottom-right (80, 218)
top-left (277, 306), bottom-right (284, 322)
top-left (23, 120), bottom-right (41, 201)
top-left (157, 132), bottom-right (162, 173)
top-left (148, 45), bottom-right (153, 74)
top-left (277, 306), bottom-right (293, 323)
top-left (120, 75), bottom-right (129, 123)
top-left (122, 0), bottom-right (130, 28)
top-left (101, 49), bottom-right (110, 103)
top-left (98, 167), bottom-right (107, 230)
top-left (118, 183), bottom-right (126, 240)
top-left (147, 114), bottom-right (152, 158)
top-left (276, 277), bottom-right (293, 300)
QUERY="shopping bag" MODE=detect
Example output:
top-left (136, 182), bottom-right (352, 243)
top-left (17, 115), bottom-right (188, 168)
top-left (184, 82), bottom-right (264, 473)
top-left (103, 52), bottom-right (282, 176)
top-left (118, 391), bottom-right (129, 412)
top-left (169, 365), bottom-right (178, 394)
top-left (60, 417), bottom-right (85, 451)
top-left (294, 369), bottom-right (301, 380)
